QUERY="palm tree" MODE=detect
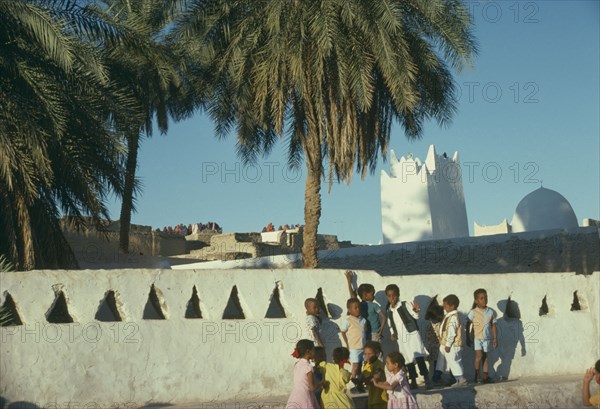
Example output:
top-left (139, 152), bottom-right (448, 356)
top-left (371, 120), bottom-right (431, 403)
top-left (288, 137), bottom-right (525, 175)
top-left (95, 0), bottom-right (198, 254)
top-left (175, 0), bottom-right (477, 267)
top-left (0, 0), bottom-right (139, 269)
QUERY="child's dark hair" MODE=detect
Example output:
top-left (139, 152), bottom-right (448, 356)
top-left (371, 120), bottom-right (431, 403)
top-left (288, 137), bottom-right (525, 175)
top-left (443, 294), bottom-right (460, 309)
top-left (305, 298), bottom-right (318, 310)
top-left (386, 351), bottom-right (406, 368)
top-left (357, 283), bottom-right (375, 299)
top-left (296, 339), bottom-right (315, 357)
top-left (472, 289), bottom-right (487, 309)
top-left (314, 347), bottom-right (326, 362)
top-left (595, 359), bottom-right (600, 373)
top-left (364, 340), bottom-right (382, 355)
top-left (425, 296), bottom-right (445, 323)
top-left (385, 284), bottom-right (400, 295)
top-left (347, 297), bottom-right (360, 309)
top-left (332, 347), bottom-right (350, 364)
top-left (474, 288), bottom-right (487, 298)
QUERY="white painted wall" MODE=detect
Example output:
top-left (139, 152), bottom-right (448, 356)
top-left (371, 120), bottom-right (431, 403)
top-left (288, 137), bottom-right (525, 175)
top-left (1, 269), bottom-right (599, 406)
top-left (381, 145), bottom-right (469, 244)
top-left (474, 219), bottom-right (512, 236)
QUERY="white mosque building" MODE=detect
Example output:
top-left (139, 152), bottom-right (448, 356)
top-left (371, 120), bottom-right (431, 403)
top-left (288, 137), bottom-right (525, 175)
top-left (381, 144), bottom-right (583, 243)
top-left (380, 145), bottom-right (469, 243)
top-left (475, 186), bottom-right (579, 236)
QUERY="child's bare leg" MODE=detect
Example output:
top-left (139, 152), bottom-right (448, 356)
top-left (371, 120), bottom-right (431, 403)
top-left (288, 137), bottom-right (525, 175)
top-left (481, 351), bottom-right (489, 379)
top-left (474, 350), bottom-right (483, 380)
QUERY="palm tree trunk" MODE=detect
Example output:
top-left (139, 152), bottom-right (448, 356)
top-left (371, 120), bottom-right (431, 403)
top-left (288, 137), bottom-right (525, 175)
top-left (302, 158), bottom-right (322, 269)
top-left (119, 131), bottom-right (139, 254)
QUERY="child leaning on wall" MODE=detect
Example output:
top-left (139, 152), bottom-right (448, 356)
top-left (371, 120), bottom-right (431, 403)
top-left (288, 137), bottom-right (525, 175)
top-left (304, 298), bottom-right (324, 347)
top-left (345, 270), bottom-right (386, 341)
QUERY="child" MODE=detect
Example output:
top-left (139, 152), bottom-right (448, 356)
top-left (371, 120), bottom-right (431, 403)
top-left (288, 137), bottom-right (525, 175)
top-left (436, 294), bottom-right (465, 387)
top-left (319, 347), bottom-right (355, 409)
top-left (314, 347), bottom-right (327, 405)
top-left (466, 288), bottom-right (498, 383)
top-left (361, 341), bottom-right (388, 409)
top-left (385, 284), bottom-right (430, 389)
top-left (372, 351), bottom-right (419, 409)
top-left (424, 296), bottom-right (445, 384)
top-left (286, 339), bottom-right (325, 409)
top-left (340, 297), bottom-right (367, 393)
top-left (345, 271), bottom-right (386, 341)
top-left (582, 359), bottom-right (600, 407)
top-left (305, 298), bottom-right (324, 347)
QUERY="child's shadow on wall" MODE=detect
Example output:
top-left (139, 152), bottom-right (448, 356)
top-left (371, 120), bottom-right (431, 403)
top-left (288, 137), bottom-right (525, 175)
top-left (490, 297), bottom-right (526, 380)
top-left (321, 303), bottom-right (343, 359)
top-left (375, 290), bottom-right (395, 355)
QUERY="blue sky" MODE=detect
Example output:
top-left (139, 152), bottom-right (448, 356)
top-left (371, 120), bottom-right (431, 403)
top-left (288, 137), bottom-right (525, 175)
top-left (107, 0), bottom-right (600, 245)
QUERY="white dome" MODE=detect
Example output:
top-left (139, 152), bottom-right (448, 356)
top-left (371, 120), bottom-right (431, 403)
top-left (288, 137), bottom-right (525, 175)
top-left (511, 187), bottom-right (578, 233)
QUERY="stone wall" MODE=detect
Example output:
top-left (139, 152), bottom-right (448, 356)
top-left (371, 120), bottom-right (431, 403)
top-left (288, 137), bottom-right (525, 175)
top-left (177, 227), bottom-right (600, 275)
top-left (1, 268), bottom-right (599, 406)
top-left (62, 221), bottom-right (187, 266)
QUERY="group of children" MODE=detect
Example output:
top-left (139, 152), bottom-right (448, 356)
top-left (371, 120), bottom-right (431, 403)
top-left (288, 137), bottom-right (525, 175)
top-left (288, 271), bottom-right (499, 409)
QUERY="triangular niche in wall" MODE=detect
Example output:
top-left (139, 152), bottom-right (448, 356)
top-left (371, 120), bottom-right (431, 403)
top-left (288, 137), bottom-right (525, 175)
top-left (185, 286), bottom-right (203, 319)
top-left (95, 290), bottom-right (123, 322)
top-left (315, 288), bottom-right (330, 319)
top-left (265, 283), bottom-right (287, 318)
top-left (222, 285), bottom-right (245, 319)
top-left (46, 291), bottom-right (74, 323)
top-left (143, 284), bottom-right (166, 319)
top-left (1, 292), bottom-right (23, 326)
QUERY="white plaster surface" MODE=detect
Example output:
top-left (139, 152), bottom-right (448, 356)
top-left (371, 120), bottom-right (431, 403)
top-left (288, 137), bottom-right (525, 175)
top-left (511, 187), bottom-right (578, 233)
top-left (381, 145), bottom-right (468, 244)
top-left (1, 269), bottom-right (599, 406)
top-left (474, 219), bottom-right (511, 236)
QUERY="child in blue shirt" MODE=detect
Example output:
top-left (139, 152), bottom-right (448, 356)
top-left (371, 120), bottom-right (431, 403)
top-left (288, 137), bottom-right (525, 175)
top-left (345, 270), bottom-right (386, 341)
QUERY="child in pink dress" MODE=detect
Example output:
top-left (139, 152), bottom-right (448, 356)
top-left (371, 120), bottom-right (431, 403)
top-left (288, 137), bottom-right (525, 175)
top-left (372, 351), bottom-right (419, 409)
top-left (286, 339), bottom-right (325, 409)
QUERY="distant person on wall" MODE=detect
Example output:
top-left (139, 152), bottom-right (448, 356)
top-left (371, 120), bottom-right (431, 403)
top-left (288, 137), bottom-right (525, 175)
top-left (340, 297), bottom-right (367, 393)
top-left (345, 270), bottom-right (386, 341)
top-left (304, 298), bottom-right (324, 347)
top-left (466, 288), bottom-right (498, 383)
top-left (286, 339), bottom-right (325, 409)
top-left (436, 294), bottom-right (465, 387)
top-left (583, 360), bottom-right (600, 407)
top-left (385, 284), bottom-right (430, 389)
top-left (371, 351), bottom-right (420, 409)
top-left (319, 347), bottom-right (355, 409)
